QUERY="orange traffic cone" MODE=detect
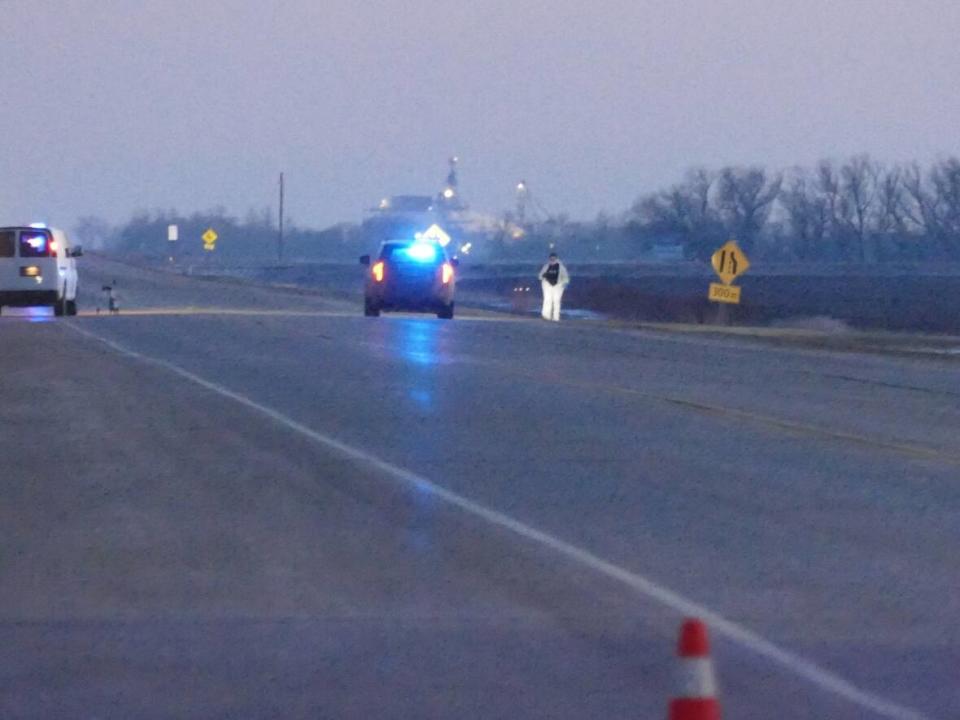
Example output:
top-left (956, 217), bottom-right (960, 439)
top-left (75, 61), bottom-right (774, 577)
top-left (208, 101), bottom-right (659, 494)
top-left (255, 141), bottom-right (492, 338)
top-left (668, 618), bottom-right (721, 720)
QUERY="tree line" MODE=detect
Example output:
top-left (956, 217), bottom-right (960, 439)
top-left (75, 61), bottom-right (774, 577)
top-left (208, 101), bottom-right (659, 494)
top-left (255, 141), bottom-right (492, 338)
top-left (625, 156), bottom-right (960, 262)
top-left (77, 155), bottom-right (960, 264)
top-left (76, 207), bottom-right (366, 262)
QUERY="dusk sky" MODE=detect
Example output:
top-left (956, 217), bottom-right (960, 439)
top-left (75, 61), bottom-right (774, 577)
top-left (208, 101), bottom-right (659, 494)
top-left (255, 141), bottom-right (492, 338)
top-left (3, 0), bottom-right (959, 230)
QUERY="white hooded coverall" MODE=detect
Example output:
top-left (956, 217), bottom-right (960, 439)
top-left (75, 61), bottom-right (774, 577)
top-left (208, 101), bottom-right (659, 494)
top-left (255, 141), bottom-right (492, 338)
top-left (538, 260), bottom-right (570, 321)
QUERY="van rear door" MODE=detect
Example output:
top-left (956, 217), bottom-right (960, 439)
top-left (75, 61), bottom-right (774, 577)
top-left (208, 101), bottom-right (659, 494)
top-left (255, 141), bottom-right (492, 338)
top-left (0, 230), bottom-right (17, 289)
top-left (1, 228), bottom-right (58, 294)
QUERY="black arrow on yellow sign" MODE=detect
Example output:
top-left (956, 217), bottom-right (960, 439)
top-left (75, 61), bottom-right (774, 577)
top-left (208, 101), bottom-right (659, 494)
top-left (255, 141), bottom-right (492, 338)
top-left (719, 250), bottom-right (738, 275)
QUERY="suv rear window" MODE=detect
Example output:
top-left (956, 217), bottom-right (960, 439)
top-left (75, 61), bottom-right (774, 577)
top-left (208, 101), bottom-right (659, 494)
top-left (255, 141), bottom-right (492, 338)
top-left (0, 231), bottom-right (14, 258)
top-left (379, 243), bottom-right (408, 259)
top-left (18, 230), bottom-right (52, 258)
top-left (380, 242), bottom-right (442, 263)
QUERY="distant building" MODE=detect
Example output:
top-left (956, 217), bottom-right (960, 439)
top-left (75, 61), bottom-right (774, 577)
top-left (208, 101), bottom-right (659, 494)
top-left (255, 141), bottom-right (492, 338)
top-left (377, 195), bottom-right (434, 214)
top-left (362, 158), bottom-right (500, 254)
top-left (648, 242), bottom-right (685, 262)
top-left (364, 195), bottom-right (437, 246)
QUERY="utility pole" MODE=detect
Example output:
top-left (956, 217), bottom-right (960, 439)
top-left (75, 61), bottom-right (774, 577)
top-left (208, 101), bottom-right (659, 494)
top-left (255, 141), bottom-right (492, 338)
top-left (278, 172), bottom-right (285, 262)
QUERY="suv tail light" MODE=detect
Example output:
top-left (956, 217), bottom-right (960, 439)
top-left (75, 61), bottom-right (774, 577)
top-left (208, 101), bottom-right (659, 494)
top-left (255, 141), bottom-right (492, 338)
top-left (372, 261), bottom-right (385, 282)
top-left (441, 262), bottom-right (454, 284)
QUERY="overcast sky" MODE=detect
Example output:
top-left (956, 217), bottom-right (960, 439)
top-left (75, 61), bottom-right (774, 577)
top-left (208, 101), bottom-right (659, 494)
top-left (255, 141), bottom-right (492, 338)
top-left (3, 0), bottom-right (959, 230)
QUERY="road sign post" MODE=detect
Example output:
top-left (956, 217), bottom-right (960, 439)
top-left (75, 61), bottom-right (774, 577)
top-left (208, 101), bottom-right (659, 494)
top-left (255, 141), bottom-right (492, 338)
top-left (708, 240), bottom-right (749, 324)
top-left (202, 228), bottom-right (218, 252)
top-left (278, 172), bottom-right (284, 262)
top-left (167, 224), bottom-right (178, 263)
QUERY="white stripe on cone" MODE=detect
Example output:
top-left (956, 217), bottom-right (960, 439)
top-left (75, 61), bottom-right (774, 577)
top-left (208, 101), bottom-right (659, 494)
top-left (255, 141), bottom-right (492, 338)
top-left (669, 618), bottom-right (721, 720)
top-left (677, 658), bottom-right (718, 698)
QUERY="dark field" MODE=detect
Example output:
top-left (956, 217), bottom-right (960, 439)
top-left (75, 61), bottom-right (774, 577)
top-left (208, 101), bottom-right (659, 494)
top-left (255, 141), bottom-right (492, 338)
top-left (175, 259), bottom-right (960, 334)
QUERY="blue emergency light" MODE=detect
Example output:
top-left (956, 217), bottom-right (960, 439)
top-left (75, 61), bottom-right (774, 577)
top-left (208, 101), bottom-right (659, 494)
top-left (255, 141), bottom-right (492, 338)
top-left (403, 242), bottom-right (438, 263)
top-left (24, 234), bottom-right (47, 251)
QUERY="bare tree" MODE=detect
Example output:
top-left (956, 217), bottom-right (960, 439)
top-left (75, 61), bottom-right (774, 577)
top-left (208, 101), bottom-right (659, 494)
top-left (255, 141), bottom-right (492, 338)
top-left (929, 158), bottom-right (960, 258)
top-left (634, 168), bottom-right (720, 259)
top-left (900, 163), bottom-right (936, 255)
top-left (901, 158), bottom-right (960, 259)
top-left (74, 215), bottom-right (114, 250)
top-left (779, 169), bottom-right (828, 261)
top-left (715, 167), bottom-right (782, 254)
top-left (814, 161), bottom-right (848, 260)
top-left (837, 155), bottom-right (878, 262)
top-left (871, 165), bottom-right (915, 259)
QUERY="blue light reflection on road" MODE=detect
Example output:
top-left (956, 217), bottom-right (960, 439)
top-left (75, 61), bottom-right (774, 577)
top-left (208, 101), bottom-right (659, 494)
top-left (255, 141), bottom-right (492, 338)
top-left (394, 319), bottom-right (453, 553)
top-left (0, 307), bottom-right (55, 323)
top-left (26, 307), bottom-right (54, 323)
top-left (408, 389), bottom-right (433, 411)
top-left (399, 319), bottom-right (440, 366)
top-left (397, 319), bottom-right (443, 414)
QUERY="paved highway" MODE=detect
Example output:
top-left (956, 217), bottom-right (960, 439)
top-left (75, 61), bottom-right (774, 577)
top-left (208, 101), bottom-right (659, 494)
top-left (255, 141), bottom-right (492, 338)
top-left (2, 256), bottom-right (958, 719)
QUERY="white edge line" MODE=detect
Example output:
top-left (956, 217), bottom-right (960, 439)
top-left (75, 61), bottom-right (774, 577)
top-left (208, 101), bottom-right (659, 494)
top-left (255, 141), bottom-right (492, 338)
top-left (62, 320), bottom-right (933, 720)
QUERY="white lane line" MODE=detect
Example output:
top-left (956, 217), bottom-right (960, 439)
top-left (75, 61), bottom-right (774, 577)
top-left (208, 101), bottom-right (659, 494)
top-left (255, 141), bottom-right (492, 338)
top-left (62, 321), bottom-right (933, 720)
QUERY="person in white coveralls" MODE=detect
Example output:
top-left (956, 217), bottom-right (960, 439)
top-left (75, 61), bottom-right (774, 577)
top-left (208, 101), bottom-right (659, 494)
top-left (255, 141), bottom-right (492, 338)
top-left (538, 252), bottom-right (570, 321)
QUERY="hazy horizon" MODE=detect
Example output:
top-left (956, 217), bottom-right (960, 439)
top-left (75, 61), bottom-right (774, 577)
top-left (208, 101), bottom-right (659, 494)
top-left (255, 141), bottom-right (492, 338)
top-left (3, 0), bottom-right (959, 230)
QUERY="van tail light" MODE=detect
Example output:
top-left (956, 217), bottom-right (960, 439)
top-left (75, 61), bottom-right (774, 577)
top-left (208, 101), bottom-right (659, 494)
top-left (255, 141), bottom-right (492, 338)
top-left (441, 262), bottom-right (454, 284)
top-left (48, 241), bottom-right (58, 257)
top-left (372, 261), bottom-right (385, 282)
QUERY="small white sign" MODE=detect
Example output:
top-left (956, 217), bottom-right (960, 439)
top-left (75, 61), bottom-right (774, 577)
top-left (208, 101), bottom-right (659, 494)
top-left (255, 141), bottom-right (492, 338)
top-left (168, 224), bottom-right (179, 242)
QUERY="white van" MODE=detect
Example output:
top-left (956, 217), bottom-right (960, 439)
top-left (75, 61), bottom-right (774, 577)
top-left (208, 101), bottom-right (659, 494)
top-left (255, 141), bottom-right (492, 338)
top-left (0, 226), bottom-right (81, 316)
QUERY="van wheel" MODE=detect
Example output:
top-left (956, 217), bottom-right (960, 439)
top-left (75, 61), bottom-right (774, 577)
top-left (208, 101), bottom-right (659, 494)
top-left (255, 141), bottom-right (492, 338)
top-left (53, 297), bottom-right (66, 317)
top-left (364, 299), bottom-right (380, 317)
top-left (67, 300), bottom-right (78, 316)
top-left (437, 302), bottom-right (454, 320)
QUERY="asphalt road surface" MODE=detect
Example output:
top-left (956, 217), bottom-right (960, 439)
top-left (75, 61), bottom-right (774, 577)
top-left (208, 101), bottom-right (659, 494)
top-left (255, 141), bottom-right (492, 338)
top-left (2, 256), bottom-right (958, 719)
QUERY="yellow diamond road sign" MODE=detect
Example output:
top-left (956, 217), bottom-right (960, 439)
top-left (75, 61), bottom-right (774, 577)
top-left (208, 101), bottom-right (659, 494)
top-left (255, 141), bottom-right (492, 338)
top-left (202, 228), bottom-right (218, 245)
top-left (420, 223), bottom-right (451, 247)
top-left (711, 240), bottom-right (750, 285)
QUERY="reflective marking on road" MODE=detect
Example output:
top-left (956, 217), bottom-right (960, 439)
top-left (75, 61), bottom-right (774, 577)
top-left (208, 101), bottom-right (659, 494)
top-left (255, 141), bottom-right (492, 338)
top-left (62, 320), bottom-right (933, 720)
top-left (547, 376), bottom-right (960, 465)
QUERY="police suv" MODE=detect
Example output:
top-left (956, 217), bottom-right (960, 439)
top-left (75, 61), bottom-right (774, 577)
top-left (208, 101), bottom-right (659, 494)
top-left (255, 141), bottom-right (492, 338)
top-left (361, 239), bottom-right (457, 319)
